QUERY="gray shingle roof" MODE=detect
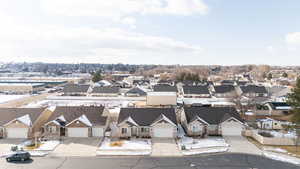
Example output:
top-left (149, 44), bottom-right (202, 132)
top-left (183, 86), bottom-right (210, 95)
top-left (118, 108), bottom-right (177, 126)
top-left (214, 85), bottom-right (235, 93)
top-left (91, 86), bottom-right (119, 94)
top-left (153, 85), bottom-right (177, 92)
top-left (240, 85), bottom-right (267, 94)
top-left (63, 84), bottom-right (90, 93)
top-left (47, 106), bottom-right (107, 126)
top-left (0, 108), bottom-right (45, 126)
top-left (125, 87), bottom-right (147, 96)
top-left (184, 107), bottom-right (243, 124)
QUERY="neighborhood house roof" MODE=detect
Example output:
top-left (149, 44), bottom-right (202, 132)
top-left (0, 108), bottom-right (45, 126)
top-left (184, 107), bottom-right (243, 125)
top-left (46, 106), bottom-right (107, 126)
top-left (183, 86), bottom-right (210, 95)
top-left (214, 85), bottom-right (235, 93)
top-left (125, 87), bottom-right (147, 96)
top-left (92, 86), bottom-right (119, 94)
top-left (118, 108), bottom-right (177, 126)
top-left (153, 85), bottom-right (177, 92)
top-left (240, 85), bottom-right (267, 94)
top-left (63, 84), bottom-right (90, 93)
top-left (268, 102), bottom-right (291, 110)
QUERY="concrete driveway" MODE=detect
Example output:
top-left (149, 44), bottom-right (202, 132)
top-left (0, 139), bottom-right (24, 156)
top-left (151, 138), bottom-right (181, 157)
top-left (223, 135), bottom-right (261, 155)
top-left (50, 138), bottom-right (101, 157)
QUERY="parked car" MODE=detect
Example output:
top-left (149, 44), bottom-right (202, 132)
top-left (6, 151), bottom-right (31, 162)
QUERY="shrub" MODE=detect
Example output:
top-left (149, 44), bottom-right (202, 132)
top-left (110, 141), bottom-right (123, 147)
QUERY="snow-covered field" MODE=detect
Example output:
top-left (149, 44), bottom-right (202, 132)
top-left (0, 94), bottom-right (28, 104)
top-left (97, 138), bottom-right (151, 156)
top-left (269, 131), bottom-right (297, 138)
top-left (178, 137), bottom-right (229, 150)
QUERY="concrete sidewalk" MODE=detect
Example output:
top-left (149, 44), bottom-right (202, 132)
top-left (151, 138), bottom-right (182, 157)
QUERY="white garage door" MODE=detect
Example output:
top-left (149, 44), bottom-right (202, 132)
top-left (68, 128), bottom-right (88, 137)
top-left (221, 120), bottom-right (243, 136)
top-left (92, 127), bottom-right (103, 137)
top-left (6, 128), bottom-right (28, 138)
top-left (153, 127), bottom-right (173, 138)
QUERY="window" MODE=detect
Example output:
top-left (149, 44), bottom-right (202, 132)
top-left (121, 128), bottom-right (127, 134)
top-left (141, 128), bottom-right (150, 133)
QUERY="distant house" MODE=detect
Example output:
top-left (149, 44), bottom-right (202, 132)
top-left (133, 80), bottom-right (150, 86)
top-left (256, 117), bottom-right (292, 130)
top-left (181, 107), bottom-right (244, 137)
top-left (182, 86), bottom-right (210, 98)
top-left (157, 80), bottom-right (174, 86)
top-left (213, 85), bottom-right (237, 98)
top-left (63, 84), bottom-right (90, 96)
top-left (255, 102), bottom-right (291, 116)
top-left (117, 108), bottom-right (177, 138)
top-left (125, 87), bottom-right (147, 97)
top-left (153, 85), bottom-right (178, 93)
top-left (43, 106), bottom-right (108, 138)
top-left (91, 86), bottom-right (120, 97)
top-left (237, 85), bottom-right (268, 98)
top-left (220, 80), bottom-right (235, 86)
top-left (0, 108), bottom-right (51, 138)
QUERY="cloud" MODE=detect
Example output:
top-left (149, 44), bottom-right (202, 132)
top-left (41, 0), bottom-right (209, 19)
top-left (120, 17), bottom-right (137, 29)
top-left (285, 32), bottom-right (300, 45)
top-left (0, 24), bottom-right (203, 64)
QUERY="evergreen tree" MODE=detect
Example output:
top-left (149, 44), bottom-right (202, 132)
top-left (92, 70), bottom-right (103, 83)
top-left (287, 78), bottom-right (300, 123)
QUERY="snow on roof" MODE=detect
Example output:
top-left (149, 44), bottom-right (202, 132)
top-left (78, 114), bottom-right (92, 127)
top-left (126, 116), bottom-right (139, 126)
top-left (47, 106), bottom-right (56, 112)
top-left (57, 115), bottom-right (66, 122)
top-left (17, 114), bottom-right (32, 126)
top-left (147, 92), bottom-right (177, 96)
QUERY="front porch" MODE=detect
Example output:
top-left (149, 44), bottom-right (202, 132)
top-left (119, 126), bottom-right (151, 138)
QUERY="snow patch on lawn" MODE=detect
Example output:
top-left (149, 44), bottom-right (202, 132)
top-left (182, 147), bottom-right (228, 155)
top-left (263, 152), bottom-right (300, 165)
top-left (36, 140), bottom-right (60, 151)
top-left (97, 138), bottom-right (151, 156)
top-left (99, 138), bottom-right (151, 150)
top-left (178, 137), bottom-right (229, 150)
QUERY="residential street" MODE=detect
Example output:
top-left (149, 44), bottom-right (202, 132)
top-left (0, 153), bottom-right (299, 169)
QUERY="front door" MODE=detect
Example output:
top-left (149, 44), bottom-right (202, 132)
top-left (131, 127), bottom-right (137, 137)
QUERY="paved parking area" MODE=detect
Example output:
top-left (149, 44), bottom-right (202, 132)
top-left (0, 139), bottom-right (23, 156)
top-left (50, 138), bottom-right (101, 157)
top-left (223, 136), bottom-right (262, 155)
top-left (151, 138), bottom-right (182, 157)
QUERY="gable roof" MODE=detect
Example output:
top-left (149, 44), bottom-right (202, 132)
top-left (267, 102), bottom-right (291, 110)
top-left (183, 86), bottom-right (210, 95)
top-left (91, 86), bottom-right (119, 94)
top-left (46, 106), bottom-right (107, 126)
top-left (63, 84), bottom-right (90, 93)
top-left (0, 108), bottom-right (45, 126)
top-left (153, 85), bottom-right (177, 92)
top-left (214, 85), bottom-right (235, 94)
top-left (125, 87), bottom-right (147, 96)
top-left (240, 85), bottom-right (267, 94)
top-left (184, 107), bottom-right (243, 125)
top-left (118, 108), bottom-right (177, 126)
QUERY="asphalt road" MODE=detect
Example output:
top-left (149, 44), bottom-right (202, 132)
top-left (0, 153), bottom-right (299, 169)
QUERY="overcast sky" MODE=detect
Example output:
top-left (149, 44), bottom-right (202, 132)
top-left (0, 0), bottom-right (299, 65)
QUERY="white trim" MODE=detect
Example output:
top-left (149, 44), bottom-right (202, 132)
top-left (151, 114), bottom-right (177, 127)
top-left (66, 114), bottom-right (92, 127)
top-left (118, 116), bottom-right (139, 126)
top-left (3, 114), bottom-right (32, 127)
top-left (221, 117), bottom-right (244, 125)
top-left (194, 116), bottom-right (209, 125)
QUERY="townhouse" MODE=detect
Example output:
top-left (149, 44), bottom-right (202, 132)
top-left (182, 85), bottom-right (211, 98)
top-left (116, 108), bottom-right (177, 138)
top-left (43, 106), bottom-right (108, 138)
top-left (181, 107), bottom-right (244, 137)
top-left (62, 84), bottom-right (90, 96)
